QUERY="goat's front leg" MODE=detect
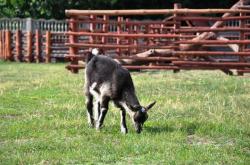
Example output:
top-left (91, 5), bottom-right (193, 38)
top-left (120, 109), bottom-right (128, 134)
top-left (96, 96), bottom-right (110, 130)
top-left (86, 94), bottom-right (95, 127)
top-left (114, 101), bottom-right (128, 134)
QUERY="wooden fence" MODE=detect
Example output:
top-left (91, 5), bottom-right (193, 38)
top-left (0, 18), bottom-right (68, 32)
top-left (1, 1), bottom-right (250, 75)
top-left (0, 30), bottom-right (68, 62)
top-left (0, 18), bottom-right (69, 62)
top-left (65, 1), bottom-right (250, 75)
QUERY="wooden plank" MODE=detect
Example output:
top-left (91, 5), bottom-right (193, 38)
top-left (65, 9), bottom-right (250, 16)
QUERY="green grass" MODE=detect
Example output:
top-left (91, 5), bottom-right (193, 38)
top-left (0, 61), bottom-right (250, 164)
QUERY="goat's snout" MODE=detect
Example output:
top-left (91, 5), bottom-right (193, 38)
top-left (135, 123), bottom-right (143, 134)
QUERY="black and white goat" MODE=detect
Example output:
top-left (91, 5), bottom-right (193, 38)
top-left (84, 49), bottom-right (156, 133)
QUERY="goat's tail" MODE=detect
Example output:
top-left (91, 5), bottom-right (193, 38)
top-left (85, 48), bottom-right (99, 64)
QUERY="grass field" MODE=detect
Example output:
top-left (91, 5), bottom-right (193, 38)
top-left (0, 61), bottom-right (250, 164)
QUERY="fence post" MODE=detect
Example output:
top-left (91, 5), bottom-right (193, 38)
top-left (173, 3), bottom-right (182, 73)
top-left (0, 31), bottom-right (2, 60)
top-left (102, 15), bottom-right (108, 53)
top-left (117, 16), bottom-right (122, 56)
top-left (45, 31), bottom-right (51, 63)
top-left (89, 15), bottom-right (96, 47)
top-left (35, 30), bottom-right (41, 63)
top-left (15, 30), bottom-right (22, 62)
top-left (2, 30), bottom-right (5, 60)
top-left (237, 0), bottom-right (246, 76)
top-left (26, 31), bottom-right (33, 62)
top-left (5, 30), bottom-right (12, 61)
top-left (69, 18), bottom-right (78, 73)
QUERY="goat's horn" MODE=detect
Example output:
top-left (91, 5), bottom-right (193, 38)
top-left (146, 101), bottom-right (156, 111)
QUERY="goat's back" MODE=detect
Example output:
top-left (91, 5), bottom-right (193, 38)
top-left (85, 55), bottom-right (135, 98)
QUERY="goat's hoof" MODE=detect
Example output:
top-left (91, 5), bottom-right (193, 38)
top-left (121, 127), bottom-right (128, 134)
top-left (88, 122), bottom-right (95, 128)
top-left (96, 123), bottom-right (103, 131)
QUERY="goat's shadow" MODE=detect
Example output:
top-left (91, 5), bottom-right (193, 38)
top-left (144, 125), bottom-right (176, 134)
top-left (144, 122), bottom-right (199, 135)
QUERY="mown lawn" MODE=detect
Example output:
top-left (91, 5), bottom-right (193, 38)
top-left (0, 61), bottom-right (249, 164)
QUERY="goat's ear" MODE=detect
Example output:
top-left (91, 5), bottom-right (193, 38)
top-left (146, 101), bottom-right (156, 111)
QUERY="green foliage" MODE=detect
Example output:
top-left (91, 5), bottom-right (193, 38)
top-left (0, 0), bottom-right (237, 19)
top-left (0, 62), bottom-right (249, 164)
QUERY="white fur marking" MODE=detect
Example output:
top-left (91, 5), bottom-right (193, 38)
top-left (141, 107), bottom-right (146, 113)
top-left (92, 48), bottom-right (99, 56)
top-left (121, 126), bottom-right (127, 134)
top-left (120, 102), bottom-right (135, 118)
top-left (101, 107), bottom-right (106, 111)
top-left (89, 82), bottom-right (100, 100)
top-left (100, 83), bottom-right (112, 97)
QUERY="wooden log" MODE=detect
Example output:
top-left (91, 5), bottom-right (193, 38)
top-left (65, 9), bottom-right (250, 16)
top-left (45, 31), bottom-right (51, 63)
top-left (15, 30), bottom-right (21, 62)
top-left (216, 36), bottom-right (239, 52)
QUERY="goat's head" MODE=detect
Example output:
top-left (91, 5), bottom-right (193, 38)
top-left (132, 101), bottom-right (156, 133)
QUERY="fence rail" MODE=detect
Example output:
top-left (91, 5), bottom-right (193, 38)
top-left (65, 1), bottom-right (250, 75)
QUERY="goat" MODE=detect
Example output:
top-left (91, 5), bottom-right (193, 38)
top-left (84, 49), bottom-right (156, 133)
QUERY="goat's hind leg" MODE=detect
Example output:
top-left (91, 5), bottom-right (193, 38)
top-left (86, 94), bottom-right (95, 127)
top-left (96, 96), bottom-right (110, 130)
